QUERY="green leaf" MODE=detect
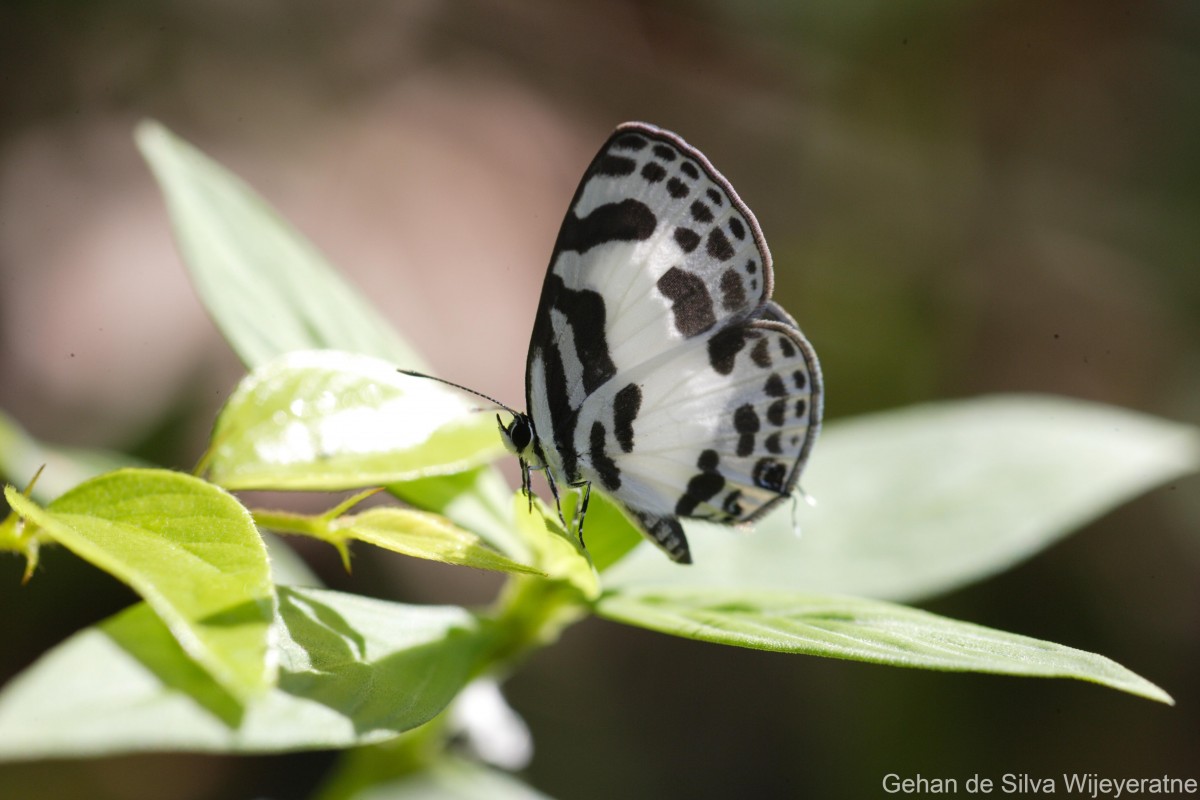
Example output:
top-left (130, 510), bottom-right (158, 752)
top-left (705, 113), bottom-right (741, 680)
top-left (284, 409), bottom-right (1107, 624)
top-left (4, 469), bottom-right (274, 700)
top-left (390, 467), bottom-right (528, 560)
top-left (136, 121), bottom-right (424, 372)
top-left (604, 395), bottom-right (1200, 601)
top-left (0, 587), bottom-right (493, 759)
top-left (333, 507), bottom-right (542, 575)
top-left (596, 587), bottom-right (1172, 704)
top-left (207, 350), bottom-right (503, 490)
top-left (579, 491), bottom-right (643, 573)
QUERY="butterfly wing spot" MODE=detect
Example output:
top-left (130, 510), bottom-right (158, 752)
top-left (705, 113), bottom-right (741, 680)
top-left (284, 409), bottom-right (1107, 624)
top-left (767, 398), bottom-right (787, 427)
top-left (651, 143), bottom-right (676, 161)
top-left (542, 276), bottom-right (616, 394)
top-left (666, 177), bottom-right (689, 199)
top-left (719, 269), bottom-right (747, 312)
top-left (557, 199), bottom-right (657, 254)
top-left (764, 372), bottom-right (786, 397)
top-left (657, 266), bottom-right (716, 337)
top-left (631, 510), bottom-right (692, 564)
top-left (613, 383), bottom-right (642, 453)
top-left (753, 457), bottom-right (788, 493)
top-left (641, 162), bottom-right (666, 183)
top-left (675, 471), bottom-right (725, 517)
top-left (748, 335), bottom-right (768, 367)
top-left (673, 227), bottom-right (701, 253)
top-left (674, 448), bottom-right (726, 516)
top-left (530, 344), bottom-right (576, 481)
top-left (589, 421), bottom-right (621, 491)
top-left (596, 155), bottom-right (637, 177)
top-left (613, 132), bottom-right (649, 150)
top-left (707, 326), bottom-right (747, 375)
top-left (733, 404), bottom-right (760, 457)
top-left (728, 216), bottom-right (745, 240)
top-left (706, 227), bottom-right (736, 262)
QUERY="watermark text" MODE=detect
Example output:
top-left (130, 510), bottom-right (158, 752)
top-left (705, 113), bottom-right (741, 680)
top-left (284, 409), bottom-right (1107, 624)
top-left (881, 772), bottom-right (1198, 797)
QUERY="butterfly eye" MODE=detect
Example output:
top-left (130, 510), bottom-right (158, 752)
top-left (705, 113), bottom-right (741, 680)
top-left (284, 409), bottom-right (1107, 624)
top-left (509, 416), bottom-right (534, 452)
top-left (499, 413), bottom-right (534, 455)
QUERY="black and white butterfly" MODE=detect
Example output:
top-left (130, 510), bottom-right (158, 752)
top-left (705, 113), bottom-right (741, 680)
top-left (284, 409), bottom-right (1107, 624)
top-left (409, 122), bottom-right (822, 565)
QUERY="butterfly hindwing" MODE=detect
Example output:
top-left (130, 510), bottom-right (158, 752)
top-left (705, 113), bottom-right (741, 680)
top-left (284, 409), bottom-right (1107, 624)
top-left (525, 122), bottom-right (822, 563)
top-left (571, 311), bottom-right (820, 525)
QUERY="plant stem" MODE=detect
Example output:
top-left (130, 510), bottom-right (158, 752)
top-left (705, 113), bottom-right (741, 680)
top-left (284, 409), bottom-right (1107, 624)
top-left (483, 573), bottom-right (590, 675)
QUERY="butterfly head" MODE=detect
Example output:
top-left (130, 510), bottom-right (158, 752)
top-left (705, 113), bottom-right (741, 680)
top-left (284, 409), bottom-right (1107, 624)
top-left (498, 412), bottom-right (536, 459)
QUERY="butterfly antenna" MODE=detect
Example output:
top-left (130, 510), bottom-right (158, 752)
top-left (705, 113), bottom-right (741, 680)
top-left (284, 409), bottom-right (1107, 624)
top-left (397, 369), bottom-right (520, 416)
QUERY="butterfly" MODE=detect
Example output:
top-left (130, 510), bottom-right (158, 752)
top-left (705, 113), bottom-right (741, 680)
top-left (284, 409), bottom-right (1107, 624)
top-left (407, 122), bottom-right (822, 564)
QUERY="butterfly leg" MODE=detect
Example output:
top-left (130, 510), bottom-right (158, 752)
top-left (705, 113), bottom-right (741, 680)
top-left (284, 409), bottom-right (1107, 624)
top-left (569, 480), bottom-right (592, 552)
top-left (518, 458), bottom-right (533, 513)
top-left (539, 464), bottom-right (570, 529)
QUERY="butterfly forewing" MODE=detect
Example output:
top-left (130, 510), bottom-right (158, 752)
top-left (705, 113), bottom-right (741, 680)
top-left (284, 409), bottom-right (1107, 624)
top-left (525, 122), bottom-right (822, 563)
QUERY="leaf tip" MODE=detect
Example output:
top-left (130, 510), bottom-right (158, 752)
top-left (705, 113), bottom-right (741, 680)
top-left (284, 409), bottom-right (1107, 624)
top-left (1130, 679), bottom-right (1175, 706)
top-left (335, 540), bottom-right (353, 574)
top-left (21, 539), bottom-right (40, 584)
top-left (133, 119), bottom-right (169, 153)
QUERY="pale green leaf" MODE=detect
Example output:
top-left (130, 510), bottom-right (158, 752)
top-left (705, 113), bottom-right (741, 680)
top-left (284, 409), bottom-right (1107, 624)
top-left (4, 469), bottom-right (275, 700)
top-left (136, 121), bottom-right (423, 371)
top-left (0, 587), bottom-right (493, 759)
top-left (605, 395), bottom-right (1200, 600)
top-left (207, 350), bottom-right (503, 490)
top-left (597, 587), bottom-right (1172, 703)
top-left (390, 467), bottom-right (528, 561)
top-left (335, 507), bottom-right (542, 575)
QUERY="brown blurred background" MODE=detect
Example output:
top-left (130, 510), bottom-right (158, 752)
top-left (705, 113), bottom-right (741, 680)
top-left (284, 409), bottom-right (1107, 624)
top-left (1, 1), bottom-right (1198, 798)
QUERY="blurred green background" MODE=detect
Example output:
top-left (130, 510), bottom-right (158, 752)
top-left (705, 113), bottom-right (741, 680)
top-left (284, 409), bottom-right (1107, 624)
top-left (1, 1), bottom-right (1198, 797)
